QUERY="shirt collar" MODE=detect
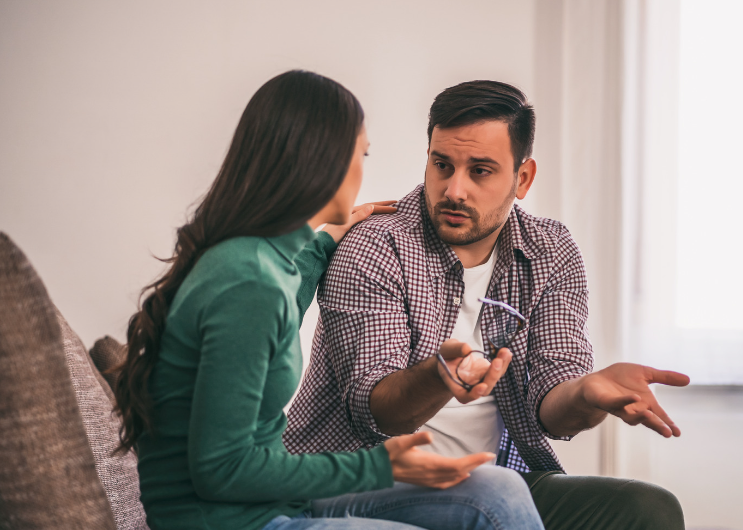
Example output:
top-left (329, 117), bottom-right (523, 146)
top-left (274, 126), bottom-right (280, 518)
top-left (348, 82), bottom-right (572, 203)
top-left (266, 223), bottom-right (316, 263)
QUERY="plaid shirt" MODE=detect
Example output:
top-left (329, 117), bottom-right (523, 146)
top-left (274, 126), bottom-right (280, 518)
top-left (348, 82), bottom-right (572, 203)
top-left (285, 185), bottom-right (593, 472)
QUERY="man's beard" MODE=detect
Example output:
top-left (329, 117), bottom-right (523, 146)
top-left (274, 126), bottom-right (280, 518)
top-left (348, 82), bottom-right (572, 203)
top-left (424, 185), bottom-right (516, 246)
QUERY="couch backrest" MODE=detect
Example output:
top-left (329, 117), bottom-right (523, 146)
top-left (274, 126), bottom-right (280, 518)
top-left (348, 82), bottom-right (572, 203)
top-left (58, 311), bottom-right (149, 530)
top-left (0, 232), bottom-right (117, 529)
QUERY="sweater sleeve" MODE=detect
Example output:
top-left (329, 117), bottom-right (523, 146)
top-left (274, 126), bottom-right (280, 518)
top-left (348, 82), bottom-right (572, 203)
top-left (294, 231), bottom-right (337, 325)
top-left (187, 279), bottom-right (393, 504)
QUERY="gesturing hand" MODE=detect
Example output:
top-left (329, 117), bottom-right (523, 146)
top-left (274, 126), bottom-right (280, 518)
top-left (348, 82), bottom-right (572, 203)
top-left (322, 201), bottom-right (397, 243)
top-left (436, 339), bottom-right (512, 404)
top-left (581, 362), bottom-right (690, 437)
top-left (383, 432), bottom-right (495, 489)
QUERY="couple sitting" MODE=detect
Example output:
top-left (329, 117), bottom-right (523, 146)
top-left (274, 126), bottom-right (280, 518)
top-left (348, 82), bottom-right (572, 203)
top-left (114, 70), bottom-right (687, 530)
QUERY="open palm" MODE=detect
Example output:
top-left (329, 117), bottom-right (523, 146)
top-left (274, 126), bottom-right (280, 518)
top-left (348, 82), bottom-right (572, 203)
top-left (581, 363), bottom-right (690, 437)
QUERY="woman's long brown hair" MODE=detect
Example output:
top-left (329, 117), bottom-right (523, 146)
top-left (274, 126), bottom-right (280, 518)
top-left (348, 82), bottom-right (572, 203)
top-left (114, 70), bottom-right (364, 453)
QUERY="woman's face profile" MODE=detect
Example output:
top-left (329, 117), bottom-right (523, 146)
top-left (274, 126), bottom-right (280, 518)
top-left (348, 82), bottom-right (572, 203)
top-left (321, 125), bottom-right (369, 226)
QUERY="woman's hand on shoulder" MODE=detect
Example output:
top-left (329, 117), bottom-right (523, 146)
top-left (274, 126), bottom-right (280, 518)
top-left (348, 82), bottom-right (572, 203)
top-left (322, 200), bottom-right (397, 243)
top-left (383, 432), bottom-right (495, 489)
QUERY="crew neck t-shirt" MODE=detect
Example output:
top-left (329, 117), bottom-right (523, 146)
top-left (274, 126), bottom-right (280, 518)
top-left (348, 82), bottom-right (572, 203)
top-left (420, 245), bottom-right (505, 458)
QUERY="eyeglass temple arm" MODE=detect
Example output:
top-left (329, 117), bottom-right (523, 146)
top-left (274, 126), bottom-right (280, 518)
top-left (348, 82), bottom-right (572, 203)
top-left (477, 297), bottom-right (527, 326)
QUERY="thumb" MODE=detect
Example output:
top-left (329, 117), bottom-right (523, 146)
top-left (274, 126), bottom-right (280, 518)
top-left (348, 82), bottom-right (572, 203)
top-left (389, 432), bottom-right (433, 454)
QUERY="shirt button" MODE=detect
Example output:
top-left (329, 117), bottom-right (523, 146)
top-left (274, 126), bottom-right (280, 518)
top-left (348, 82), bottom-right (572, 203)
top-left (453, 297), bottom-right (461, 306)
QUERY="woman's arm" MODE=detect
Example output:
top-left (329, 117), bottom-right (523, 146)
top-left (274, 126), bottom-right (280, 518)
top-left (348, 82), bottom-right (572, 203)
top-left (187, 279), bottom-right (394, 503)
top-left (295, 201), bottom-right (398, 323)
top-left (294, 231), bottom-right (336, 324)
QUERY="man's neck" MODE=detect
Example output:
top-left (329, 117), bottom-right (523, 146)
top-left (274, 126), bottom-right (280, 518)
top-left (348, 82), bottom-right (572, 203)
top-left (449, 226), bottom-right (503, 268)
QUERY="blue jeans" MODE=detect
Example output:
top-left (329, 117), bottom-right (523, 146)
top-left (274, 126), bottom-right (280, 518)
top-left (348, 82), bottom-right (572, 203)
top-left (263, 465), bottom-right (544, 530)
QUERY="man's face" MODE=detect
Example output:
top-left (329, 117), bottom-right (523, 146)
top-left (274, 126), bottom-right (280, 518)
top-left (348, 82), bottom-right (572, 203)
top-left (424, 120), bottom-right (523, 247)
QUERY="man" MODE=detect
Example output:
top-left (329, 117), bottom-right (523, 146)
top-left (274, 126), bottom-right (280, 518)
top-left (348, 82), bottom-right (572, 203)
top-left (285, 80), bottom-right (687, 529)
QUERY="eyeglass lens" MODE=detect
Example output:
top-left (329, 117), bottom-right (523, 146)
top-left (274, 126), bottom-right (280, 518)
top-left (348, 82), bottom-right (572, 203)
top-left (454, 308), bottom-right (523, 387)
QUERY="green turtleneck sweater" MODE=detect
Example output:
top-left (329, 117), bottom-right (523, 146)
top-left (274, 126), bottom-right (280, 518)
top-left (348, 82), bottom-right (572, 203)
top-left (137, 225), bottom-right (393, 530)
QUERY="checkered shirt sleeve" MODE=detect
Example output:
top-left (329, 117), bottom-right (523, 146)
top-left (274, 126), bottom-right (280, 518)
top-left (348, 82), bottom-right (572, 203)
top-left (318, 226), bottom-right (410, 446)
top-left (525, 232), bottom-right (594, 438)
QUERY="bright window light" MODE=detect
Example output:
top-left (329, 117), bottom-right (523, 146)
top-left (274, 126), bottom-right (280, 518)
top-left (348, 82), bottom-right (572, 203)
top-left (676, 0), bottom-right (743, 331)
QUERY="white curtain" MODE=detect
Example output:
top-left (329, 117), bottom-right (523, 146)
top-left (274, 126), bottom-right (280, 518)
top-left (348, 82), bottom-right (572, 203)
top-left (530, 0), bottom-right (625, 475)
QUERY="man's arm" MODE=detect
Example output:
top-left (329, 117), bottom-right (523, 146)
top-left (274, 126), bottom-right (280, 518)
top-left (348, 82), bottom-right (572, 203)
top-left (525, 231), bottom-right (690, 438)
top-left (370, 341), bottom-right (511, 435)
top-left (320, 227), bottom-right (510, 443)
top-left (539, 363), bottom-right (690, 438)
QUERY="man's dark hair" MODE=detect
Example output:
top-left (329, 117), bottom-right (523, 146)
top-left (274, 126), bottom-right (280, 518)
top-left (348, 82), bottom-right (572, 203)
top-left (427, 80), bottom-right (535, 172)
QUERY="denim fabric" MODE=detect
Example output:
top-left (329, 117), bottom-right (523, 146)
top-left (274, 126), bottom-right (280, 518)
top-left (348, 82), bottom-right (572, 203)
top-left (263, 465), bottom-right (544, 530)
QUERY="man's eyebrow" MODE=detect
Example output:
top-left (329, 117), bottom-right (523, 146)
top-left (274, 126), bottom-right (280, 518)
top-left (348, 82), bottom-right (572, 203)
top-left (430, 150), bottom-right (450, 160)
top-left (469, 156), bottom-right (500, 167)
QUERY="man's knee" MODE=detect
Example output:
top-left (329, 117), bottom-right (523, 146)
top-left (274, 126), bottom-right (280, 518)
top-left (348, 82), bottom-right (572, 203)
top-left (614, 480), bottom-right (684, 530)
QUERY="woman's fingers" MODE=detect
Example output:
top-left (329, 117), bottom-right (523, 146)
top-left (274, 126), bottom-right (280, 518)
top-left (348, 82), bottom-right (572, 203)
top-left (350, 200), bottom-right (398, 216)
top-left (371, 205), bottom-right (397, 214)
top-left (384, 432), bottom-right (433, 459)
top-left (457, 452), bottom-right (496, 471)
top-left (396, 432), bottom-right (434, 451)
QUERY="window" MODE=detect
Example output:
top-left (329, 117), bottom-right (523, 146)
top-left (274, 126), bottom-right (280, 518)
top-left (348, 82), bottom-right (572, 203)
top-left (627, 0), bottom-right (743, 384)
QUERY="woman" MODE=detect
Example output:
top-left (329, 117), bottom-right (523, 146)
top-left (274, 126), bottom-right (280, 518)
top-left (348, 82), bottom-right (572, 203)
top-left (114, 70), bottom-right (543, 530)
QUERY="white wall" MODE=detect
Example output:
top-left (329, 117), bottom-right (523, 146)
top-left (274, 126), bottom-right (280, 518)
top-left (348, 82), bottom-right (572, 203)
top-left (0, 0), bottom-right (535, 348)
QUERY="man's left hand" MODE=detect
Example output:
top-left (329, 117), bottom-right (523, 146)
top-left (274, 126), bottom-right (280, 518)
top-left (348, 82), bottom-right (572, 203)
top-left (580, 363), bottom-right (690, 437)
top-left (539, 362), bottom-right (690, 438)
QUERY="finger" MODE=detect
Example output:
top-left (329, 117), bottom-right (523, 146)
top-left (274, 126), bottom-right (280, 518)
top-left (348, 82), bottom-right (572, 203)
top-left (394, 431), bottom-right (434, 452)
top-left (648, 368), bottom-right (690, 387)
top-left (456, 452), bottom-right (496, 471)
top-left (601, 393), bottom-right (642, 413)
top-left (370, 206), bottom-right (398, 215)
top-left (349, 205), bottom-right (374, 223)
top-left (646, 397), bottom-right (681, 437)
top-left (369, 200), bottom-right (398, 206)
top-left (638, 410), bottom-right (674, 438)
top-left (433, 475), bottom-right (471, 489)
top-left (439, 339), bottom-right (472, 361)
top-left (480, 348), bottom-right (512, 389)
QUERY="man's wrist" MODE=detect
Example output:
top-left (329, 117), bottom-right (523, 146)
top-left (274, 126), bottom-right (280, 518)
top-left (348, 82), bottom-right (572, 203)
top-left (428, 355), bottom-right (453, 392)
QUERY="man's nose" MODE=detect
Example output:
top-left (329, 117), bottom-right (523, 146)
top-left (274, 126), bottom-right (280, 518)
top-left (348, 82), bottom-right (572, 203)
top-left (444, 169), bottom-right (468, 203)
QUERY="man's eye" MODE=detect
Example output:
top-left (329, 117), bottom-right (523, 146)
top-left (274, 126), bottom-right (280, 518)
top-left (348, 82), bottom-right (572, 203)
top-left (473, 167), bottom-right (491, 176)
top-left (435, 162), bottom-right (447, 170)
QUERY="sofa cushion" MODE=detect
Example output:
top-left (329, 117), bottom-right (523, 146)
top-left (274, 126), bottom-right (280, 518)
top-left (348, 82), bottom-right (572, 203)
top-left (90, 334), bottom-right (127, 395)
top-left (58, 311), bottom-right (149, 530)
top-left (0, 232), bottom-right (116, 529)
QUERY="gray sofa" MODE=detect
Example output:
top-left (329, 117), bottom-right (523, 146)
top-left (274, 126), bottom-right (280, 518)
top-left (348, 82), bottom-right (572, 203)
top-left (0, 233), bottom-right (149, 529)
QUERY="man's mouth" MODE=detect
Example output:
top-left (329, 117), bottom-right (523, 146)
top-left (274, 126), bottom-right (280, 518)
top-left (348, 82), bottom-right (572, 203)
top-left (440, 209), bottom-right (469, 224)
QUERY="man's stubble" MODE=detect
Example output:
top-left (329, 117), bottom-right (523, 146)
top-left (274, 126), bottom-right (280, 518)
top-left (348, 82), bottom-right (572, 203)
top-left (424, 177), bottom-right (517, 247)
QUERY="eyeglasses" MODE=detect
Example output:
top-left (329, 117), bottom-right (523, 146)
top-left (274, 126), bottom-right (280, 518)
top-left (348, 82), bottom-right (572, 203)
top-left (436, 298), bottom-right (526, 391)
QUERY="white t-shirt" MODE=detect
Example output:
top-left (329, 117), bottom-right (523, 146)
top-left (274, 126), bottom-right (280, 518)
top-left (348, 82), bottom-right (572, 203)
top-left (419, 246), bottom-right (505, 458)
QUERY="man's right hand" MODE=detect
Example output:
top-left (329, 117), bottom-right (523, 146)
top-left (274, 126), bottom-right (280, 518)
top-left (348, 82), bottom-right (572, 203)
top-left (436, 339), bottom-right (512, 403)
top-left (383, 432), bottom-right (495, 489)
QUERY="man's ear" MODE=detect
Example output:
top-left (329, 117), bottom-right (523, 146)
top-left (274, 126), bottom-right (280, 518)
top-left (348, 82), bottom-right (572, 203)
top-left (516, 158), bottom-right (537, 200)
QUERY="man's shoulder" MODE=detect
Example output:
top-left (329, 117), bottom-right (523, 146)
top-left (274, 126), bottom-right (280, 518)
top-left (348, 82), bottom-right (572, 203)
top-left (514, 205), bottom-right (583, 263)
top-left (339, 185), bottom-right (425, 250)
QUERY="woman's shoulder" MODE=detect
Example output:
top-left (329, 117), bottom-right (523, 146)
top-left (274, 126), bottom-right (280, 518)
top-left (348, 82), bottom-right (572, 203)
top-left (177, 237), bottom-right (288, 306)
